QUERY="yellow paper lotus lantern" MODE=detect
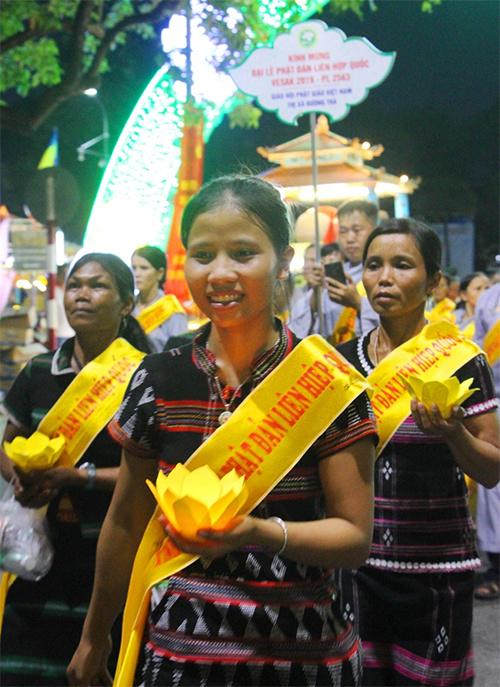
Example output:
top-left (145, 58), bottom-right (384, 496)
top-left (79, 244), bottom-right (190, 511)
top-left (3, 431), bottom-right (66, 471)
top-left (146, 464), bottom-right (248, 540)
top-left (404, 375), bottom-right (478, 419)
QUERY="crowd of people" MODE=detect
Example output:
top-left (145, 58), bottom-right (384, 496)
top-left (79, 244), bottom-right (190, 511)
top-left (0, 175), bottom-right (498, 687)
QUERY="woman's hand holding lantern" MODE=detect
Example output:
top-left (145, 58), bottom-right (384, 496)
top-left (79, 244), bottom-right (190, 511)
top-left (406, 375), bottom-right (478, 436)
top-left (3, 432), bottom-right (66, 507)
top-left (147, 464), bottom-right (251, 558)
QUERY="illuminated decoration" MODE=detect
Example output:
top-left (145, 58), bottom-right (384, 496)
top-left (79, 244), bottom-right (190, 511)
top-left (83, 1), bottom-right (329, 260)
top-left (258, 114), bottom-right (420, 233)
top-left (165, 107), bottom-right (205, 308)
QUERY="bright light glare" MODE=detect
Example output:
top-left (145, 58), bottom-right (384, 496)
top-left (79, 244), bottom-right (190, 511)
top-left (84, 0), bottom-right (330, 259)
top-left (289, 243), bottom-right (309, 274)
top-left (399, 174), bottom-right (409, 183)
top-left (33, 279), bottom-right (47, 292)
top-left (375, 181), bottom-right (402, 196)
top-left (290, 184), bottom-right (371, 202)
top-left (161, 6), bottom-right (236, 105)
top-left (84, 88), bottom-right (98, 97)
top-left (85, 5), bottom-right (239, 260)
top-left (56, 229), bottom-right (65, 265)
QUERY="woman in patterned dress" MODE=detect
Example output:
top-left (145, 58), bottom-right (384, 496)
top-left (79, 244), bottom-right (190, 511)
top-left (0, 253), bottom-right (150, 686)
top-left (335, 219), bottom-right (500, 686)
top-left (68, 175), bottom-right (378, 687)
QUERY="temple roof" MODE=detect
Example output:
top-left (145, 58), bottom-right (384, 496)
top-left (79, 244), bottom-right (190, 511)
top-left (257, 115), bottom-right (384, 167)
top-left (257, 114), bottom-right (419, 199)
top-left (260, 160), bottom-right (419, 194)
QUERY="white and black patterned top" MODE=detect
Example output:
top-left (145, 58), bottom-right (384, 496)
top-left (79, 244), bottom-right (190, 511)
top-left (108, 321), bottom-right (377, 686)
top-left (339, 332), bottom-right (498, 574)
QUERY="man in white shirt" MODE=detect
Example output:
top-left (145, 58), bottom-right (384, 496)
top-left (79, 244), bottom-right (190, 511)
top-left (323, 199), bottom-right (379, 334)
top-left (289, 200), bottom-right (379, 339)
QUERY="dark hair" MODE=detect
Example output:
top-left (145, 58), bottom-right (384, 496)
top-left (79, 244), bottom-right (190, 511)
top-left (459, 271), bottom-right (487, 293)
top-left (337, 199), bottom-right (378, 225)
top-left (67, 252), bottom-right (151, 353)
top-left (321, 242), bottom-right (340, 258)
top-left (132, 245), bottom-right (167, 288)
top-left (181, 175), bottom-right (291, 255)
top-left (362, 218), bottom-right (442, 277)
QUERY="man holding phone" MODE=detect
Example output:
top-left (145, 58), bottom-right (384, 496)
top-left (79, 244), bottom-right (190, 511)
top-left (289, 201), bottom-right (379, 340)
top-left (323, 199), bottom-right (379, 335)
top-left (288, 240), bottom-right (345, 338)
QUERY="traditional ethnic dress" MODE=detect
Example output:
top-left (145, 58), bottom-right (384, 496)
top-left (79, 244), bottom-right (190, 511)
top-left (0, 339), bottom-right (122, 686)
top-left (336, 333), bottom-right (498, 687)
top-left (108, 322), bottom-right (377, 687)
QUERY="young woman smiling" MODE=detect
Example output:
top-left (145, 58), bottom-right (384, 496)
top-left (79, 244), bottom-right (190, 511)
top-left (68, 175), bottom-right (377, 687)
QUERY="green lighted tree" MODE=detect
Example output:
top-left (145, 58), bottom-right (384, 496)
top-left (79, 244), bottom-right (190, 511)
top-left (0, 0), bottom-right (441, 134)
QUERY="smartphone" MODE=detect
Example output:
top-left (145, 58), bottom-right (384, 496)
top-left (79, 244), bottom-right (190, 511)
top-left (324, 261), bottom-right (347, 284)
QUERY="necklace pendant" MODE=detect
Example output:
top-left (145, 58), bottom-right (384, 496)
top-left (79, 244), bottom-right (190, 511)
top-left (218, 410), bottom-right (233, 425)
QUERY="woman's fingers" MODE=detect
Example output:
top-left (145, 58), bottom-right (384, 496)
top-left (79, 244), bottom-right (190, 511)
top-left (411, 400), bottom-right (465, 436)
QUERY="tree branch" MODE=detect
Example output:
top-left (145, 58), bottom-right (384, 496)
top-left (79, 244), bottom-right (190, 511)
top-left (1, 27), bottom-right (42, 52)
top-left (86, 0), bottom-right (179, 81)
top-left (65, 0), bottom-right (95, 84)
top-left (0, 0), bottom-right (180, 133)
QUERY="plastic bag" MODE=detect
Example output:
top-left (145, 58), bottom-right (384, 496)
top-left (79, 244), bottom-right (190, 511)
top-left (0, 477), bottom-right (54, 581)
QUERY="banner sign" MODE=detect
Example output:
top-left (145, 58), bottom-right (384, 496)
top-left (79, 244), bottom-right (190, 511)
top-left (229, 20), bottom-right (395, 125)
top-left (9, 219), bottom-right (47, 272)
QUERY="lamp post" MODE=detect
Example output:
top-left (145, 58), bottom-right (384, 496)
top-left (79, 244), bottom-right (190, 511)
top-left (77, 89), bottom-right (110, 167)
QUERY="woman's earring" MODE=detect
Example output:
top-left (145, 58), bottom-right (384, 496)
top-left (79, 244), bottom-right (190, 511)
top-left (119, 315), bottom-right (128, 334)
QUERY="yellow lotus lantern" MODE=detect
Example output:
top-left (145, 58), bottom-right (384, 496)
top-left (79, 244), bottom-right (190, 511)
top-left (404, 375), bottom-right (478, 419)
top-left (146, 464), bottom-right (248, 540)
top-left (3, 431), bottom-right (66, 471)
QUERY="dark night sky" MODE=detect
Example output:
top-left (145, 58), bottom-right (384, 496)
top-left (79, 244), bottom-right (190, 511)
top-left (1, 0), bottom-right (498, 266)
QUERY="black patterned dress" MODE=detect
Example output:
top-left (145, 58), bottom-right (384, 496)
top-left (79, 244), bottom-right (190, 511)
top-left (336, 333), bottom-right (498, 687)
top-left (0, 338), bottom-right (123, 686)
top-left (108, 322), bottom-right (377, 687)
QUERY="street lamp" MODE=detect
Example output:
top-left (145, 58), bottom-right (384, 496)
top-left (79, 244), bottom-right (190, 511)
top-left (77, 89), bottom-right (110, 168)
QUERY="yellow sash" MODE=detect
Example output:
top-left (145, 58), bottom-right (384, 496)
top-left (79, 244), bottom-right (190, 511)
top-left (0, 338), bottom-right (145, 633)
top-left (367, 321), bottom-right (481, 454)
top-left (483, 319), bottom-right (500, 366)
top-left (330, 281), bottom-right (366, 346)
top-left (0, 573), bottom-right (14, 631)
top-left (136, 294), bottom-right (185, 335)
top-left (114, 335), bottom-right (370, 686)
top-left (425, 298), bottom-right (456, 324)
top-left (461, 321), bottom-right (475, 340)
top-left (330, 306), bottom-right (357, 346)
top-left (39, 338), bottom-right (145, 466)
